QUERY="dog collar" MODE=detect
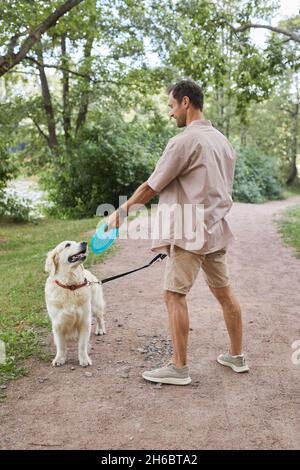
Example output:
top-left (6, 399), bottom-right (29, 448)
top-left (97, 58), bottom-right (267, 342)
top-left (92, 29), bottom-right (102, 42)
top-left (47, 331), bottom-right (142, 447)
top-left (54, 278), bottom-right (89, 291)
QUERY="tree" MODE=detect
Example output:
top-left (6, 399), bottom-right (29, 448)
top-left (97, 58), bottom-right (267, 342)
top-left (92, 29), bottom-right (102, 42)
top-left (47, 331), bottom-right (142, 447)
top-left (281, 72), bottom-right (299, 185)
top-left (0, 0), bottom-right (84, 77)
top-left (147, 1), bottom-right (299, 140)
top-left (251, 14), bottom-right (300, 183)
top-left (0, 0), bottom-right (169, 165)
top-left (219, 14), bottom-right (300, 44)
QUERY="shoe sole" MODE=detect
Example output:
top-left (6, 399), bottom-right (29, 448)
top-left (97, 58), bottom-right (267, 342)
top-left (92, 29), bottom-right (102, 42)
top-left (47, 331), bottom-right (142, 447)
top-left (217, 357), bottom-right (249, 373)
top-left (142, 373), bottom-right (192, 385)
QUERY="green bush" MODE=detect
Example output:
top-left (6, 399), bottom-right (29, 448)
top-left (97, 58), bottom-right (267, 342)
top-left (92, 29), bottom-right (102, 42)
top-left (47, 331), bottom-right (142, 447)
top-left (41, 115), bottom-right (282, 215)
top-left (233, 145), bottom-right (282, 203)
top-left (0, 145), bottom-right (33, 222)
top-left (0, 144), bottom-right (17, 192)
top-left (0, 193), bottom-right (33, 222)
top-left (0, 144), bottom-right (17, 209)
top-left (41, 112), bottom-right (172, 218)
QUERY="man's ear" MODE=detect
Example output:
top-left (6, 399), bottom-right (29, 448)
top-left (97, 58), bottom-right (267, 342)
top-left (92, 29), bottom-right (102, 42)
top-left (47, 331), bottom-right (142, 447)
top-left (45, 249), bottom-right (58, 276)
top-left (183, 95), bottom-right (190, 108)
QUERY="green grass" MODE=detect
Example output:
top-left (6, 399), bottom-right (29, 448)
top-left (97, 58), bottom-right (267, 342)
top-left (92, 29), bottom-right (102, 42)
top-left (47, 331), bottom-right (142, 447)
top-left (277, 205), bottom-right (300, 259)
top-left (0, 216), bottom-right (116, 386)
top-left (281, 180), bottom-right (300, 200)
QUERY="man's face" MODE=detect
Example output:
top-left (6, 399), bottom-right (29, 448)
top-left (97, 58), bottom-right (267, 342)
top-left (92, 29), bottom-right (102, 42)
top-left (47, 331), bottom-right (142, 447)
top-left (168, 92), bottom-right (188, 128)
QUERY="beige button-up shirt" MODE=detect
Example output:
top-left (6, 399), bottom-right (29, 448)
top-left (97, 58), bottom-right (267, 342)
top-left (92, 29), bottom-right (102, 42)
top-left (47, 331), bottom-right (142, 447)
top-left (147, 119), bottom-right (236, 254)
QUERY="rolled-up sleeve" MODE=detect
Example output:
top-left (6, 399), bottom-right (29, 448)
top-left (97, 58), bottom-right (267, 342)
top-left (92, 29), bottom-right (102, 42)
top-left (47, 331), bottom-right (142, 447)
top-left (147, 138), bottom-right (189, 193)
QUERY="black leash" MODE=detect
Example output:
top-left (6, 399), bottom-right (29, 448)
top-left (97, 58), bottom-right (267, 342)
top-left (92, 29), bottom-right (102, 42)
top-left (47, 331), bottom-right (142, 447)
top-left (101, 253), bottom-right (167, 284)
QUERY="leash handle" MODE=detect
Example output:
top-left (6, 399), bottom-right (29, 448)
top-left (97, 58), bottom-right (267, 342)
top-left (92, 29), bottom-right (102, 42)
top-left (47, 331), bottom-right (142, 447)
top-left (101, 253), bottom-right (167, 284)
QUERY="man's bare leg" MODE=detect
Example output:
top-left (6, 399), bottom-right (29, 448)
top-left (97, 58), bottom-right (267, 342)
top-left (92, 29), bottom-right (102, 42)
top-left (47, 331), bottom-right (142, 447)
top-left (164, 290), bottom-right (189, 367)
top-left (209, 285), bottom-right (243, 355)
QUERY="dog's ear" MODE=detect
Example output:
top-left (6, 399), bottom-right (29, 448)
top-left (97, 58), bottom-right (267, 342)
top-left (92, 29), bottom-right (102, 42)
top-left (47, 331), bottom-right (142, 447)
top-left (45, 249), bottom-right (59, 276)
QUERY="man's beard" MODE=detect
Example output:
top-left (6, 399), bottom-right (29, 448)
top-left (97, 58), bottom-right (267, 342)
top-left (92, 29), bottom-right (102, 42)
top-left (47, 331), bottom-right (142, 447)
top-left (176, 114), bottom-right (187, 128)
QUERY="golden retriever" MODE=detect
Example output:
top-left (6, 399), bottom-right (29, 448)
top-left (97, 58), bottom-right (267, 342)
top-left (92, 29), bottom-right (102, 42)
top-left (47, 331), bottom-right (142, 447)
top-left (45, 240), bottom-right (105, 367)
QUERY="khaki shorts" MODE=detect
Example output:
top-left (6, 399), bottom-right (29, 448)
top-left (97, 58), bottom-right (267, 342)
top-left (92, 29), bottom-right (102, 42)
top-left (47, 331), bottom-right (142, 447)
top-left (164, 245), bottom-right (230, 294)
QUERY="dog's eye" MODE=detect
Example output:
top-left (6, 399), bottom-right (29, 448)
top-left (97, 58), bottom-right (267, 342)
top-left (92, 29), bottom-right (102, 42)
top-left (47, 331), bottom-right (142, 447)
top-left (65, 243), bottom-right (71, 248)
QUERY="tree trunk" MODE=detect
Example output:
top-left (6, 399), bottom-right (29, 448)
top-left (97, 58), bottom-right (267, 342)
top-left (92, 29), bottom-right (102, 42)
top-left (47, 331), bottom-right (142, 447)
top-left (75, 36), bottom-right (94, 133)
top-left (225, 28), bottom-right (233, 139)
top-left (36, 46), bottom-right (58, 150)
top-left (240, 123), bottom-right (247, 147)
top-left (286, 101), bottom-right (299, 185)
top-left (61, 33), bottom-right (71, 145)
top-left (220, 85), bottom-right (225, 131)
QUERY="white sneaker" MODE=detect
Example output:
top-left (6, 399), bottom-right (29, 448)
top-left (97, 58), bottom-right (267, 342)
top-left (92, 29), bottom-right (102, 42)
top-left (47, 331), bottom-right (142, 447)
top-left (142, 362), bottom-right (192, 385)
top-left (217, 353), bottom-right (249, 373)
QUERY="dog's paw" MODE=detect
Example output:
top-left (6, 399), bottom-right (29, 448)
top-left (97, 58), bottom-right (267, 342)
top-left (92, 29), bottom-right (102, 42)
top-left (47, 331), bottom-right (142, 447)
top-left (52, 356), bottom-right (66, 367)
top-left (95, 328), bottom-right (105, 336)
top-left (79, 355), bottom-right (92, 367)
top-left (95, 322), bottom-right (106, 335)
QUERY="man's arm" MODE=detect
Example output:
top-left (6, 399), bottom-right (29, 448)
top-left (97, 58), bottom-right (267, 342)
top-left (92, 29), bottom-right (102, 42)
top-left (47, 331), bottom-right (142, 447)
top-left (106, 181), bottom-right (157, 230)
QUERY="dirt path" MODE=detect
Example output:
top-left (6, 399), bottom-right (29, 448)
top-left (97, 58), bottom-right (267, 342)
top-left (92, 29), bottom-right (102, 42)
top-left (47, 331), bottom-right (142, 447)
top-left (1, 197), bottom-right (300, 450)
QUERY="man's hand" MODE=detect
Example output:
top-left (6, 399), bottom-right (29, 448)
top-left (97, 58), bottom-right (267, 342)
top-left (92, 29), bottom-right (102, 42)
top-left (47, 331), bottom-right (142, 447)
top-left (106, 210), bottom-right (119, 232)
top-left (105, 208), bottom-right (126, 232)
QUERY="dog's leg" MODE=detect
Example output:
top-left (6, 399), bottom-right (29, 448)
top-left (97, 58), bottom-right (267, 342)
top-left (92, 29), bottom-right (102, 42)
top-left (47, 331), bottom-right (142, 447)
top-left (94, 307), bottom-right (106, 336)
top-left (78, 320), bottom-right (92, 367)
top-left (52, 327), bottom-right (67, 366)
top-left (94, 290), bottom-right (106, 335)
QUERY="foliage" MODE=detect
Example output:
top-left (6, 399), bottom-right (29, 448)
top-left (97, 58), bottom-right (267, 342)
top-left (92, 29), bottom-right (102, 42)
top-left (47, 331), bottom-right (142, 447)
top-left (233, 144), bottom-right (283, 202)
top-left (0, 0), bottom-right (299, 216)
top-left (41, 110), bottom-right (174, 218)
top-left (0, 142), bottom-right (17, 185)
top-left (277, 205), bottom-right (300, 259)
top-left (0, 193), bottom-right (33, 222)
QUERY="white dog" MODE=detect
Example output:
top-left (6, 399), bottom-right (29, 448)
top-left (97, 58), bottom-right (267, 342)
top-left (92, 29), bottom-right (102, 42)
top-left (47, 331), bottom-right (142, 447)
top-left (45, 240), bottom-right (106, 367)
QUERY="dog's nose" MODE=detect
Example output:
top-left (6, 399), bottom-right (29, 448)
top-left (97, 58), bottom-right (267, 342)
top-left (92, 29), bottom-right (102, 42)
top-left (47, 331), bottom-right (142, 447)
top-left (80, 241), bottom-right (87, 248)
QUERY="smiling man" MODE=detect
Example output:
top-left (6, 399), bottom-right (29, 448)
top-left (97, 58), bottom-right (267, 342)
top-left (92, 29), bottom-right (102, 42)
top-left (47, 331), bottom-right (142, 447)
top-left (107, 79), bottom-right (249, 385)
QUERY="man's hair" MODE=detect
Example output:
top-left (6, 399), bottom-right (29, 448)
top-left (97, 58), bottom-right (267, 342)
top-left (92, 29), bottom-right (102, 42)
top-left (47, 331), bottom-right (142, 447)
top-left (168, 79), bottom-right (204, 111)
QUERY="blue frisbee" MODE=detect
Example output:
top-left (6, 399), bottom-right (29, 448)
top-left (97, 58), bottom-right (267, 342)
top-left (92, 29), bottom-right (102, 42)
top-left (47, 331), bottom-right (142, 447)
top-left (90, 223), bottom-right (119, 254)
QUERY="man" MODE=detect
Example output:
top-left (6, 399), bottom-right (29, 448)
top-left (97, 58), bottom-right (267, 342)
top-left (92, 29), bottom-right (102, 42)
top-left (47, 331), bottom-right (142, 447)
top-left (107, 79), bottom-right (249, 385)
